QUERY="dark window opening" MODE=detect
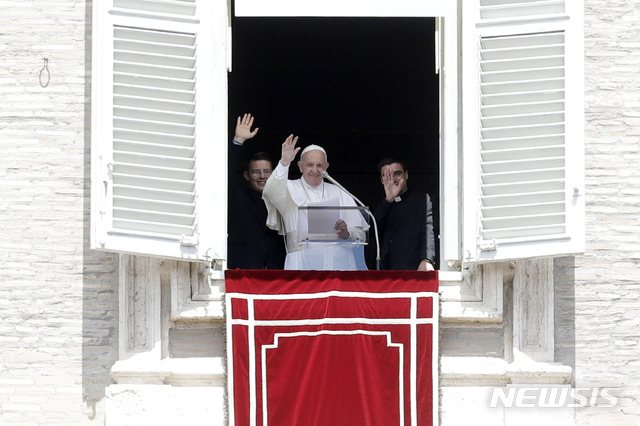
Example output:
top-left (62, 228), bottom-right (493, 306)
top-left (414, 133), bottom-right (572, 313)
top-left (228, 16), bottom-right (440, 269)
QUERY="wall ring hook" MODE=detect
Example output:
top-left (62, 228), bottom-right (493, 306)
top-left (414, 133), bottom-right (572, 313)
top-left (39, 58), bottom-right (50, 88)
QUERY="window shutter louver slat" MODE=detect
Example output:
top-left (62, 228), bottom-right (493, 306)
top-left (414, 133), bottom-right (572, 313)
top-left (113, 151), bottom-right (195, 169)
top-left (114, 163), bottom-right (195, 181)
top-left (115, 130), bottom-right (194, 145)
top-left (463, 0), bottom-right (584, 262)
top-left (114, 140), bottom-right (194, 157)
top-left (114, 0), bottom-right (196, 17)
top-left (482, 190), bottom-right (564, 207)
top-left (114, 64), bottom-right (195, 81)
top-left (115, 185), bottom-right (195, 204)
top-left (480, 0), bottom-right (565, 20)
top-left (114, 107), bottom-right (195, 125)
top-left (113, 196), bottom-right (195, 214)
top-left (114, 75), bottom-right (195, 93)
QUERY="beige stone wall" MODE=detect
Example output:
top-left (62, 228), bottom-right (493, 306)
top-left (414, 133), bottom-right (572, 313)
top-left (0, 0), bottom-right (119, 424)
top-left (558, 0), bottom-right (640, 423)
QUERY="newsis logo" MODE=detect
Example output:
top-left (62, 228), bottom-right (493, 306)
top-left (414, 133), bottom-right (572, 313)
top-left (489, 385), bottom-right (620, 409)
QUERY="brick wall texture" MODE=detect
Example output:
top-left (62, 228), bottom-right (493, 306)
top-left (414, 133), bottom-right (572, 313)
top-left (0, 0), bottom-right (119, 424)
top-left (555, 1), bottom-right (640, 424)
top-left (1, 0), bottom-right (639, 424)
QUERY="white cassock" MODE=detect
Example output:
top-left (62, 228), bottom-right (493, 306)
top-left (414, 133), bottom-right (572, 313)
top-left (262, 162), bottom-right (369, 270)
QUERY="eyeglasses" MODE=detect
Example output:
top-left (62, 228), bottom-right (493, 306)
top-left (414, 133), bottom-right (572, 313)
top-left (250, 169), bottom-right (272, 177)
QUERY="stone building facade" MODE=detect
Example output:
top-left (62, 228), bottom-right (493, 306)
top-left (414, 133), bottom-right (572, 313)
top-left (1, 0), bottom-right (639, 425)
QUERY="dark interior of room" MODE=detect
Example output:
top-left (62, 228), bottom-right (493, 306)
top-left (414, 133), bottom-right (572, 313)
top-left (228, 16), bottom-right (440, 268)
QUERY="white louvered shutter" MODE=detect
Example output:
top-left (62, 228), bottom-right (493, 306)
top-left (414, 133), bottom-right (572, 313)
top-left (462, 0), bottom-right (584, 263)
top-left (91, 0), bottom-right (229, 262)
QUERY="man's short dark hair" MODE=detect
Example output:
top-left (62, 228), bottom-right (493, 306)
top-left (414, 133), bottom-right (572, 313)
top-left (378, 157), bottom-right (407, 175)
top-left (247, 152), bottom-right (273, 172)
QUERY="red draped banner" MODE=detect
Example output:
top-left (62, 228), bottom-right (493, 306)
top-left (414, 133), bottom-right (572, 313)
top-left (226, 270), bottom-right (439, 426)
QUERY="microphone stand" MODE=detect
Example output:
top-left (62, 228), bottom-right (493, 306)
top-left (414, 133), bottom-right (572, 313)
top-left (323, 171), bottom-right (381, 270)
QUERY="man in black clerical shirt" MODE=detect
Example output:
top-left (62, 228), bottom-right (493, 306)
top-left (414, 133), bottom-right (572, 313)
top-left (228, 113), bottom-right (286, 269)
top-left (374, 158), bottom-right (435, 271)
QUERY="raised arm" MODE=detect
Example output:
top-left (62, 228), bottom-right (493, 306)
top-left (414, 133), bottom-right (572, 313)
top-left (262, 134), bottom-right (300, 219)
top-left (279, 134), bottom-right (300, 167)
top-left (233, 113), bottom-right (259, 144)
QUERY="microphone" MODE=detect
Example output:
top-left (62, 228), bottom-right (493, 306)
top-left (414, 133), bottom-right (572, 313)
top-left (323, 171), bottom-right (381, 270)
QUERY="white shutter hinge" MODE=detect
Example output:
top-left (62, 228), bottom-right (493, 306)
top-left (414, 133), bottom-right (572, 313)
top-left (180, 234), bottom-right (199, 247)
top-left (479, 238), bottom-right (497, 252)
top-left (573, 186), bottom-right (583, 197)
top-left (104, 161), bottom-right (113, 185)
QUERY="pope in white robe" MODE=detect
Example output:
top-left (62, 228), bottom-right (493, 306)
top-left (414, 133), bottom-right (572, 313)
top-left (262, 136), bottom-right (369, 270)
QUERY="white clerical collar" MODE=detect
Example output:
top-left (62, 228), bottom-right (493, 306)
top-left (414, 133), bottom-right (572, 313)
top-left (300, 177), bottom-right (325, 202)
top-left (395, 188), bottom-right (409, 202)
top-left (301, 177), bottom-right (322, 192)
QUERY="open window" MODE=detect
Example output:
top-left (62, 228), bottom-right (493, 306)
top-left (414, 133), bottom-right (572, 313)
top-left (228, 16), bottom-right (441, 269)
top-left (91, 0), bottom-right (584, 270)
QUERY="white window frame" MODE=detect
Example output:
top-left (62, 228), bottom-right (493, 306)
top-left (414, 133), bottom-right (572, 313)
top-left (234, 0), bottom-right (461, 271)
top-left (234, 0), bottom-right (453, 17)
